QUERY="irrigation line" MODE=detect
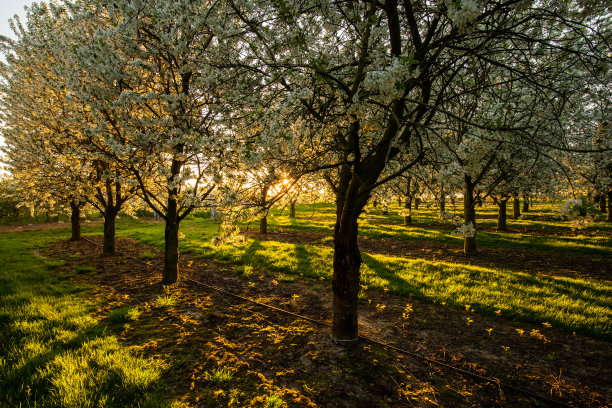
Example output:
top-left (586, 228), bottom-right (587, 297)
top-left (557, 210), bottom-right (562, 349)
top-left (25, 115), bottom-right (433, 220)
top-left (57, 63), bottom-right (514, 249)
top-left (81, 237), bottom-right (573, 408)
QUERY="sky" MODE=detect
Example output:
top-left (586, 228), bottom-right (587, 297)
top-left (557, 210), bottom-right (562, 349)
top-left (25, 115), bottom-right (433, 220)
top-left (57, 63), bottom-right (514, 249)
top-left (0, 0), bottom-right (35, 40)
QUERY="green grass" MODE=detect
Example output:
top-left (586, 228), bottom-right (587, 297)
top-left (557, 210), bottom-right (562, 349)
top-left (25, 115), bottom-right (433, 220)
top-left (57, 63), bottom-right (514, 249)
top-left (109, 214), bottom-right (612, 338)
top-left (259, 202), bottom-right (612, 256)
top-left (205, 367), bottom-right (234, 383)
top-left (153, 295), bottom-right (177, 309)
top-left (0, 230), bottom-right (171, 407)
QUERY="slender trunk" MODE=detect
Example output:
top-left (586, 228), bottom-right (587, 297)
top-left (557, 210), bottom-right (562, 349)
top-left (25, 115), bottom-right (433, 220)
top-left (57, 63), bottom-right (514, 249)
top-left (414, 197), bottom-right (419, 210)
top-left (522, 194), bottom-right (529, 212)
top-left (607, 191), bottom-right (612, 222)
top-left (397, 198), bottom-right (402, 207)
top-left (163, 194), bottom-right (180, 284)
top-left (497, 200), bottom-right (508, 231)
top-left (260, 215), bottom-right (268, 234)
top-left (289, 201), bottom-right (296, 218)
top-left (372, 199), bottom-right (378, 209)
top-left (439, 199), bottom-right (445, 213)
top-left (69, 201), bottom-right (81, 241)
top-left (103, 208), bottom-right (117, 256)
top-left (463, 175), bottom-right (476, 254)
top-left (513, 197), bottom-right (520, 219)
top-left (404, 178), bottom-right (412, 225)
top-left (599, 195), bottom-right (607, 213)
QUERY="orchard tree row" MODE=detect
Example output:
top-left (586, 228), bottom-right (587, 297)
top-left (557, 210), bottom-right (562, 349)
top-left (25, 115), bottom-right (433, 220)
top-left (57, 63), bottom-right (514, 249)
top-left (0, 0), bottom-right (610, 342)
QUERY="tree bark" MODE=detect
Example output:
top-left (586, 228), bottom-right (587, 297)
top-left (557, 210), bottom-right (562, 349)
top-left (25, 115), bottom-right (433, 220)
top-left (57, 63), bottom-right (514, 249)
top-left (103, 208), bottom-right (118, 256)
top-left (513, 197), bottom-right (520, 219)
top-left (332, 201), bottom-right (361, 342)
top-left (404, 178), bottom-right (412, 225)
top-left (414, 197), bottom-right (419, 210)
top-left (463, 175), bottom-right (476, 254)
top-left (607, 191), bottom-right (612, 222)
top-left (260, 215), bottom-right (268, 234)
top-left (599, 195), bottom-right (607, 213)
top-left (497, 199), bottom-right (508, 231)
top-left (289, 201), bottom-right (296, 218)
top-left (70, 201), bottom-right (81, 241)
top-left (163, 194), bottom-right (180, 284)
top-left (522, 194), bottom-right (529, 212)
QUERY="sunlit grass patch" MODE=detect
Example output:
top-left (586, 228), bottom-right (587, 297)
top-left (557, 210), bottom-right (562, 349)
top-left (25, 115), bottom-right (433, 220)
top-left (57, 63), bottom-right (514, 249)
top-left (0, 231), bottom-right (170, 408)
top-left (108, 305), bottom-right (142, 325)
top-left (41, 336), bottom-right (165, 407)
top-left (264, 394), bottom-right (285, 408)
top-left (205, 367), bottom-right (234, 383)
top-left (154, 295), bottom-right (177, 309)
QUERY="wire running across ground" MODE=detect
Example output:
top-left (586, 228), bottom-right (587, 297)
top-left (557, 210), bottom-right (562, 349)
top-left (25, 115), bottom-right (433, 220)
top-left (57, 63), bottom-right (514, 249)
top-left (81, 236), bottom-right (574, 408)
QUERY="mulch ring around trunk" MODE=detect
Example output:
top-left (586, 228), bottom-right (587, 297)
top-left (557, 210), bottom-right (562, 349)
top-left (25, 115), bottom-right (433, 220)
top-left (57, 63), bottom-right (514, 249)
top-left (44, 236), bottom-right (611, 407)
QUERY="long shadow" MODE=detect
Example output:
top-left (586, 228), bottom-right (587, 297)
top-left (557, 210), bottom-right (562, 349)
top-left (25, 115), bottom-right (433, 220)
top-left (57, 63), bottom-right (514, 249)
top-left (0, 313), bottom-right (170, 407)
top-left (361, 252), bottom-right (423, 299)
top-left (238, 238), bottom-right (264, 266)
top-left (361, 252), bottom-right (612, 339)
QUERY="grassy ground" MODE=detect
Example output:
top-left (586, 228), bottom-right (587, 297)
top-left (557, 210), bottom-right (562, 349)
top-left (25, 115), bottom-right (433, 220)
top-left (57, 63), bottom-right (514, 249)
top-left (0, 230), bottom-right (172, 407)
top-left (104, 210), bottom-right (612, 339)
top-left (1, 201), bottom-right (611, 406)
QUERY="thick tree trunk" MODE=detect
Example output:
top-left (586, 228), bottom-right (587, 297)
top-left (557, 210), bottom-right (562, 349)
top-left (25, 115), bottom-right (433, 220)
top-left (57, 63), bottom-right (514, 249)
top-left (103, 208), bottom-right (118, 256)
top-left (332, 206), bottom-right (361, 342)
top-left (289, 201), bottom-right (296, 218)
top-left (497, 200), bottom-right (508, 231)
top-left (414, 197), bottom-right (419, 210)
top-left (522, 194), bottom-right (529, 212)
top-left (260, 215), bottom-right (268, 234)
top-left (463, 175), bottom-right (476, 254)
top-left (70, 201), bottom-right (81, 241)
top-left (607, 192), bottom-right (612, 222)
top-left (599, 195), bottom-right (607, 213)
top-left (163, 195), bottom-right (180, 284)
top-left (513, 197), bottom-right (520, 219)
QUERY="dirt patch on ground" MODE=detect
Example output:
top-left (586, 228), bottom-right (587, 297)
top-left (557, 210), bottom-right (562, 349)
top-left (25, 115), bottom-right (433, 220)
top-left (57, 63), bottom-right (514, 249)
top-left (44, 236), bottom-right (611, 407)
top-left (246, 229), bottom-right (611, 281)
top-left (0, 220), bottom-right (103, 233)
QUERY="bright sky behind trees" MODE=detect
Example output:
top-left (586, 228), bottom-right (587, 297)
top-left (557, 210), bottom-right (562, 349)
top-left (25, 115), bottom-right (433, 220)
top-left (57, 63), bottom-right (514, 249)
top-left (0, 1), bottom-right (34, 40)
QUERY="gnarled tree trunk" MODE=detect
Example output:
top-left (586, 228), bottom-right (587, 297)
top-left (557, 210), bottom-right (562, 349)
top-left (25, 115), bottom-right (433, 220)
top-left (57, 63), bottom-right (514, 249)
top-left (260, 215), bottom-right (268, 234)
